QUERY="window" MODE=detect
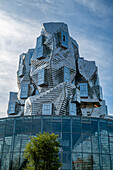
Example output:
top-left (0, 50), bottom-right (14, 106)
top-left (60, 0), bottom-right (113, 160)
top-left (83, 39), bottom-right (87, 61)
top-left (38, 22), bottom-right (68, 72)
top-left (72, 89), bottom-right (80, 103)
top-left (38, 69), bottom-right (45, 85)
top-left (9, 92), bottom-right (17, 101)
top-left (63, 35), bottom-right (65, 41)
top-left (64, 67), bottom-right (70, 82)
top-left (37, 46), bottom-right (43, 59)
top-left (20, 84), bottom-right (28, 98)
top-left (42, 103), bottom-right (52, 115)
top-left (18, 65), bottom-right (24, 77)
top-left (37, 35), bottom-right (42, 48)
top-left (105, 105), bottom-right (108, 115)
top-left (36, 35), bottom-right (45, 59)
top-left (8, 102), bottom-right (16, 114)
top-left (99, 86), bottom-right (103, 100)
top-left (35, 89), bottom-right (39, 95)
top-left (80, 83), bottom-right (88, 97)
top-left (69, 102), bottom-right (76, 115)
top-left (61, 31), bottom-right (68, 48)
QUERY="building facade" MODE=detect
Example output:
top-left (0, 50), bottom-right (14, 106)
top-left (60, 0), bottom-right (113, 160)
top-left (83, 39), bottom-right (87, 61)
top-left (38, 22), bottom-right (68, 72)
top-left (0, 115), bottom-right (113, 169)
top-left (4, 22), bottom-right (112, 169)
top-left (7, 22), bottom-right (107, 117)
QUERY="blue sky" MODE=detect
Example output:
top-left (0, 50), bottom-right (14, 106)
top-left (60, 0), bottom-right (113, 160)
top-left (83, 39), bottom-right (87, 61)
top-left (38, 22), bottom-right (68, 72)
top-left (0, 0), bottom-right (113, 117)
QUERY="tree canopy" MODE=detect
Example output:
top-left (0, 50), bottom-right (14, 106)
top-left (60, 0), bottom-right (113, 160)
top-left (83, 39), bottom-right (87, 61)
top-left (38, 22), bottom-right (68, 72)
top-left (23, 132), bottom-right (62, 170)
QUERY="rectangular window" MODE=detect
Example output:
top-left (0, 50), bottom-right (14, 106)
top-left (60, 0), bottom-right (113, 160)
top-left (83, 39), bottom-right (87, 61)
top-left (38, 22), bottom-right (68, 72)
top-left (42, 103), bottom-right (52, 115)
top-left (38, 69), bottom-right (45, 85)
top-left (64, 67), bottom-right (70, 82)
top-left (61, 31), bottom-right (68, 48)
top-left (105, 105), bottom-right (108, 115)
top-left (80, 83), bottom-right (88, 97)
top-left (36, 36), bottom-right (45, 59)
top-left (37, 35), bottom-right (42, 48)
top-left (35, 89), bottom-right (39, 95)
top-left (9, 92), bottom-right (17, 101)
top-left (99, 86), bottom-right (103, 100)
top-left (72, 88), bottom-right (80, 103)
top-left (20, 84), bottom-right (28, 98)
top-left (8, 102), bottom-right (16, 114)
top-left (37, 46), bottom-right (43, 59)
top-left (18, 65), bottom-right (24, 77)
top-left (69, 102), bottom-right (76, 115)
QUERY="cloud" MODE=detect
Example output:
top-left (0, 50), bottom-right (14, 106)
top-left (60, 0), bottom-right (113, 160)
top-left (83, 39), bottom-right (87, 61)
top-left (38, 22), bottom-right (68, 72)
top-left (72, 31), bottom-right (113, 108)
top-left (74, 0), bottom-right (113, 17)
top-left (0, 0), bottom-right (113, 116)
top-left (0, 10), bottom-right (42, 117)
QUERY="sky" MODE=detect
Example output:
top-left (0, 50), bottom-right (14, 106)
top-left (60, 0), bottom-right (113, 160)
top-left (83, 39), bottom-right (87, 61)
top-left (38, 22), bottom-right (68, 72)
top-left (0, 0), bottom-right (113, 117)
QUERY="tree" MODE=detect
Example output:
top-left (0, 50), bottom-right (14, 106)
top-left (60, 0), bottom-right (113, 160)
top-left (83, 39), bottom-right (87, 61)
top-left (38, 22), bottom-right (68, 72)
top-left (23, 132), bottom-right (62, 170)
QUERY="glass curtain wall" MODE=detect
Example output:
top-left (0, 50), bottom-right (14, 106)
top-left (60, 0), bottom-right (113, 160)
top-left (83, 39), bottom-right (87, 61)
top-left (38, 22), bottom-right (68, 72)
top-left (0, 116), bottom-right (113, 170)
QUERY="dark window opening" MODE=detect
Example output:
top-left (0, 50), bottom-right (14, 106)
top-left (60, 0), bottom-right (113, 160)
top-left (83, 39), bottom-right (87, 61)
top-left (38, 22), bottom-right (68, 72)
top-left (63, 35), bottom-right (65, 42)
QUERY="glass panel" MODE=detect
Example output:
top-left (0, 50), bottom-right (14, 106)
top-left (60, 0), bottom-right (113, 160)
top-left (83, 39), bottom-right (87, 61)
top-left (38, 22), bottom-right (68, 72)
top-left (22, 122), bottom-right (32, 134)
top-left (0, 119), bottom-right (6, 124)
top-left (14, 134), bottom-right (22, 152)
top-left (1, 152), bottom-right (11, 170)
top-left (92, 133), bottom-right (99, 153)
top-left (100, 135), bottom-right (109, 154)
top-left (62, 117), bottom-right (71, 133)
top-left (0, 140), bottom-right (3, 153)
top-left (32, 117), bottom-right (41, 135)
top-left (72, 117), bottom-right (81, 133)
top-left (108, 121), bottom-right (113, 136)
top-left (42, 103), bottom-right (52, 115)
top-left (72, 134), bottom-right (82, 153)
top-left (43, 118), bottom-right (51, 132)
top-left (109, 137), bottom-right (113, 154)
top-left (52, 122), bottom-right (61, 132)
top-left (64, 67), bottom-right (70, 82)
top-left (38, 69), bottom-right (45, 85)
top-left (4, 136), bottom-right (12, 153)
top-left (102, 154), bottom-right (110, 170)
top-left (20, 152), bottom-right (24, 167)
top-left (37, 35), bottom-right (42, 48)
top-left (62, 152), bottom-right (71, 170)
top-left (20, 84), bottom-right (28, 98)
top-left (82, 122), bottom-right (91, 134)
top-left (91, 118), bottom-right (99, 135)
top-left (82, 135), bottom-right (91, 153)
top-left (80, 83), bottom-right (88, 97)
top-left (69, 102), bottom-right (76, 115)
top-left (111, 154), bottom-right (113, 170)
top-left (83, 154), bottom-right (93, 170)
top-left (21, 135), bottom-right (30, 152)
top-left (0, 124), bottom-right (5, 135)
top-left (62, 133), bottom-right (71, 151)
top-left (93, 154), bottom-right (100, 170)
top-left (61, 31), bottom-right (68, 48)
top-left (5, 119), bottom-right (14, 135)
top-left (12, 153), bottom-right (20, 170)
top-left (72, 152), bottom-right (82, 170)
top-left (15, 118), bottom-right (23, 135)
top-left (99, 119), bottom-right (108, 135)
top-left (8, 102), bottom-right (16, 114)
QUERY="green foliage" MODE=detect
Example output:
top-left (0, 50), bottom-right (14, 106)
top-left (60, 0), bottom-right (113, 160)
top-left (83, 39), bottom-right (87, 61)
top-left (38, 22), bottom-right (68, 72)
top-left (23, 132), bottom-right (62, 170)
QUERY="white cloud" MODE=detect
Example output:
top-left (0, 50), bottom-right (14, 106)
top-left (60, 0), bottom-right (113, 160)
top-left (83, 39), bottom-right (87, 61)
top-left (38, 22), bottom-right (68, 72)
top-left (0, 10), bottom-right (42, 117)
top-left (74, 0), bottom-right (113, 17)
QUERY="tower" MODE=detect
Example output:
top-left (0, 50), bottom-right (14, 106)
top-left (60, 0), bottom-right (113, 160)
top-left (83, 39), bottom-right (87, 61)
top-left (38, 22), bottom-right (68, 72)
top-left (7, 22), bottom-right (108, 117)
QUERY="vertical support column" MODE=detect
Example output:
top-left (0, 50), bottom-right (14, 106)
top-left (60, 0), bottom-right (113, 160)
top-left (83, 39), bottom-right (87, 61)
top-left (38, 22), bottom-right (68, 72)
top-left (0, 120), bottom-right (6, 170)
top-left (70, 116), bottom-right (72, 170)
top-left (98, 119), bottom-right (102, 170)
top-left (41, 115), bottom-right (43, 133)
top-left (108, 120), bottom-right (112, 170)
